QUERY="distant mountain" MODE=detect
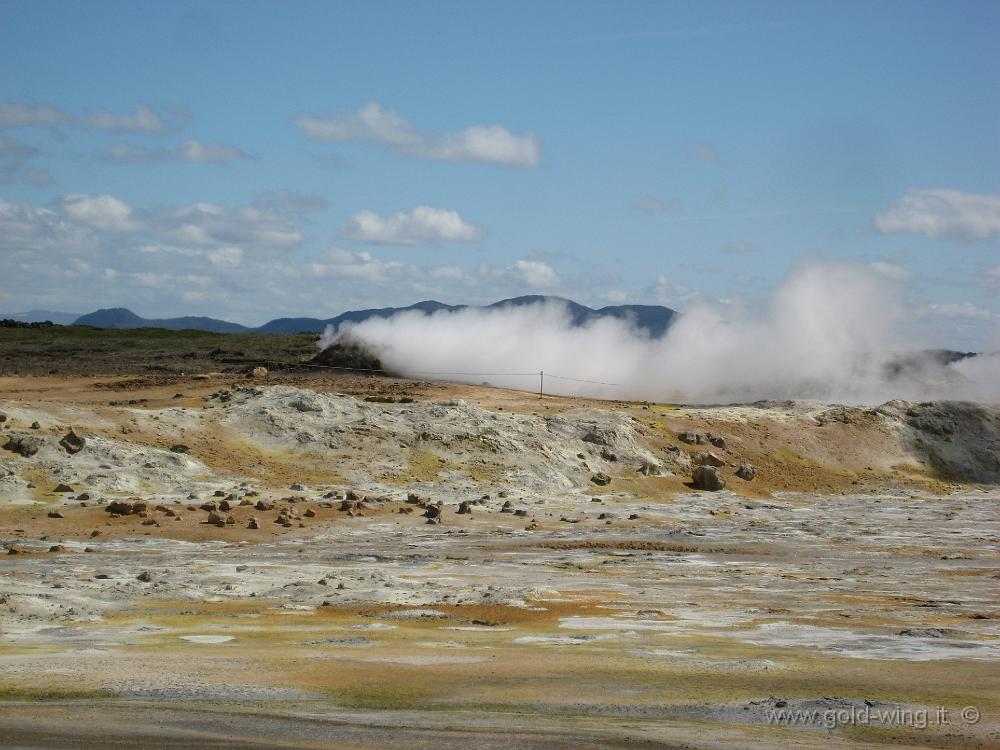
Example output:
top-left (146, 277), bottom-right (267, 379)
top-left (0, 310), bottom-right (80, 325)
top-left (256, 300), bottom-right (459, 334)
top-left (70, 297), bottom-right (679, 337)
top-left (74, 308), bottom-right (250, 333)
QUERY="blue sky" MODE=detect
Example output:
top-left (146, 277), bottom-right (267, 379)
top-left (0, 0), bottom-right (997, 346)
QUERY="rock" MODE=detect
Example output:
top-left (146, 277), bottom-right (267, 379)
top-left (106, 499), bottom-right (147, 515)
top-left (248, 517), bottom-right (261, 529)
top-left (251, 366), bottom-right (268, 379)
top-left (514, 509), bottom-right (528, 517)
top-left (600, 448), bottom-right (618, 462)
top-left (136, 571), bottom-right (154, 583)
top-left (59, 430), bottom-right (86, 454)
top-left (200, 501), bottom-right (218, 511)
top-left (694, 452), bottom-right (725, 467)
top-left (170, 444), bottom-right (189, 454)
top-left (290, 483), bottom-right (305, 491)
top-left (706, 433), bottom-right (727, 449)
top-left (255, 499), bottom-right (274, 511)
top-left (456, 501), bottom-right (472, 515)
top-left (500, 500), bottom-right (513, 513)
top-left (47, 510), bottom-right (64, 519)
top-left (582, 431), bottom-right (609, 446)
top-left (4, 434), bottom-right (43, 457)
top-left (735, 463), bottom-right (757, 481)
top-left (590, 472), bottom-right (611, 486)
top-left (677, 431), bottom-right (699, 444)
top-left (692, 465), bottom-right (726, 491)
top-left (6, 545), bottom-right (26, 555)
top-left (423, 505), bottom-right (442, 519)
top-left (53, 483), bottom-right (74, 493)
top-left (218, 499), bottom-right (233, 511)
top-left (30, 421), bottom-right (40, 429)
top-left (638, 461), bottom-right (660, 476)
top-left (48, 545), bottom-right (66, 553)
top-left (303, 508), bottom-right (316, 518)
top-left (206, 510), bottom-right (226, 526)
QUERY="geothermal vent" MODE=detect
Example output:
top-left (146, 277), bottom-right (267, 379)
top-left (309, 333), bottom-right (384, 372)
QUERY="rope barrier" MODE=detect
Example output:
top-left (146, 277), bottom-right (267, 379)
top-left (259, 358), bottom-right (619, 392)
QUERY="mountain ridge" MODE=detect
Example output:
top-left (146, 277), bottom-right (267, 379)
top-left (69, 297), bottom-right (678, 337)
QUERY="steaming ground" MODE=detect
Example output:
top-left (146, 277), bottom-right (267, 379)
top-left (1, 370), bottom-right (998, 748)
top-left (324, 263), bottom-right (1000, 404)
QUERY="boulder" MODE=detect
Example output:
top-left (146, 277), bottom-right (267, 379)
top-left (59, 430), bottom-right (86, 454)
top-left (692, 465), bottom-right (726, 492)
top-left (456, 501), bottom-right (472, 515)
top-left (251, 366), bottom-right (268, 379)
top-left (4, 434), bottom-right (43, 457)
top-left (677, 431), bottom-right (699, 445)
top-left (53, 483), bottom-right (74, 493)
top-left (736, 463), bottom-right (758, 481)
top-left (694, 452), bottom-right (726, 467)
top-left (107, 499), bottom-right (147, 515)
top-left (590, 472), bottom-right (611, 486)
top-left (706, 433), bottom-right (727, 450)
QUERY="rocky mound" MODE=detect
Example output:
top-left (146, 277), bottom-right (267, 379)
top-left (309, 334), bottom-right (384, 372)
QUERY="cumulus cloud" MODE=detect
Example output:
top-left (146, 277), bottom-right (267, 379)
top-left (0, 101), bottom-right (71, 128)
top-left (61, 194), bottom-right (139, 233)
top-left (875, 189), bottom-right (1000, 240)
top-left (85, 104), bottom-right (170, 134)
top-left (870, 261), bottom-right (913, 281)
top-left (101, 139), bottom-right (249, 164)
top-left (296, 101), bottom-right (540, 167)
top-left (512, 259), bottom-right (559, 288)
top-left (340, 206), bottom-right (480, 245)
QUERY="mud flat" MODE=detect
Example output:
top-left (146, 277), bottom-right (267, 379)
top-left (1, 373), bottom-right (998, 748)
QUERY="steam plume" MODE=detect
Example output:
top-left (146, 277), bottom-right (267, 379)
top-left (320, 262), bottom-right (1000, 404)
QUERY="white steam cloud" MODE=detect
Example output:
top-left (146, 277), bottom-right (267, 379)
top-left (320, 262), bottom-right (1000, 404)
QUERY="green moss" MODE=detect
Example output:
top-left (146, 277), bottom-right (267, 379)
top-left (0, 684), bottom-right (111, 701)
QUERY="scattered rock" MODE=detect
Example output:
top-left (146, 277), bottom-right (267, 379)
top-left (590, 472), bottom-right (611, 486)
top-left (255, 499), bottom-right (274, 511)
top-left (107, 500), bottom-right (147, 516)
top-left (736, 463), bottom-right (758, 481)
top-left (706, 433), bottom-right (727, 450)
top-left (47, 510), bottom-right (64, 519)
top-left (170, 444), bottom-right (190, 454)
top-left (136, 571), bottom-right (154, 583)
top-left (694, 452), bottom-right (726, 467)
top-left (48, 545), bottom-right (66, 553)
top-left (59, 430), bottom-right (86, 454)
top-left (4, 434), bottom-right (43, 457)
top-left (692, 465), bottom-right (726, 491)
top-left (677, 432), bottom-right (699, 445)
top-left (248, 517), bottom-right (261, 529)
top-left (251, 366), bottom-right (268, 379)
top-left (456, 501), bottom-right (472, 515)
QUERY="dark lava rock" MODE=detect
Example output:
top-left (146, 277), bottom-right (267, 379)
top-left (692, 465), bottom-right (726, 491)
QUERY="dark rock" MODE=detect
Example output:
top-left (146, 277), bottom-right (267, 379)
top-left (59, 430), bottom-right (86, 454)
top-left (677, 432), bottom-right (699, 445)
top-left (590, 472), bottom-right (611, 486)
top-left (47, 510), bottom-right (64, 518)
top-left (255, 499), bottom-right (274, 511)
top-left (136, 571), bottom-right (154, 583)
top-left (170, 444), bottom-right (190, 454)
top-left (4, 434), bottom-right (43, 457)
top-left (706, 433), bottom-right (727, 450)
top-left (692, 465), bottom-right (726, 491)
top-left (456, 501), bottom-right (472, 515)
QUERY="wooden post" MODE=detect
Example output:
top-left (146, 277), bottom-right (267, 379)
top-left (539, 370), bottom-right (544, 397)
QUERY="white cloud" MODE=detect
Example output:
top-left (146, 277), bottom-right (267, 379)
top-left (869, 261), bottom-right (912, 281)
top-left (62, 194), bottom-right (139, 233)
top-left (0, 102), bottom-right (70, 128)
top-left (178, 139), bottom-right (249, 163)
top-left (875, 189), bottom-right (1000, 240)
top-left (297, 101), bottom-right (540, 167)
top-left (923, 302), bottom-right (996, 320)
top-left (341, 206), bottom-right (480, 245)
top-left (513, 259), bottom-right (559, 288)
top-left (101, 139), bottom-right (248, 164)
top-left (85, 105), bottom-right (169, 134)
